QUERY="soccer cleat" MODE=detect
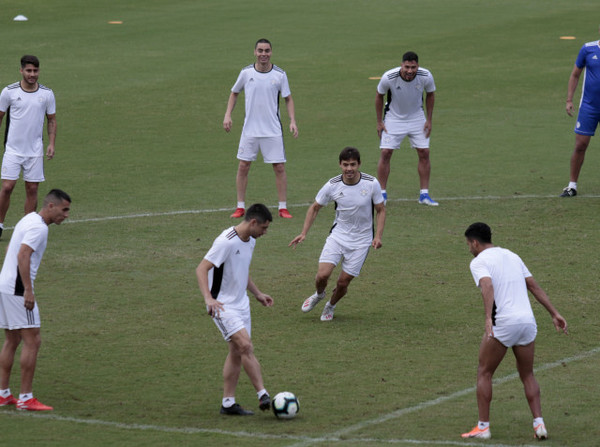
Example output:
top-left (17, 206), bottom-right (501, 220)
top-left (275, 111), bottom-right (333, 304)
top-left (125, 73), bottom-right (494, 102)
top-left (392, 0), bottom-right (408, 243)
top-left (320, 303), bottom-right (335, 321)
top-left (230, 208), bottom-right (245, 218)
top-left (461, 426), bottom-right (491, 439)
top-left (301, 292), bottom-right (324, 313)
top-left (259, 393), bottom-right (271, 411)
top-left (559, 187), bottom-right (577, 197)
top-left (534, 423), bottom-right (548, 440)
top-left (278, 208), bottom-right (293, 219)
top-left (0, 394), bottom-right (17, 406)
top-left (382, 191), bottom-right (387, 205)
top-left (418, 193), bottom-right (439, 206)
top-left (220, 403), bottom-right (254, 415)
top-left (16, 398), bottom-right (53, 411)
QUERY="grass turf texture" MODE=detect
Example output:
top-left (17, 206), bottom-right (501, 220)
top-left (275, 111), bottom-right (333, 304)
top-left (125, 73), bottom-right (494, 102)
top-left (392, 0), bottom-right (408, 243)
top-left (1, 0), bottom-right (599, 445)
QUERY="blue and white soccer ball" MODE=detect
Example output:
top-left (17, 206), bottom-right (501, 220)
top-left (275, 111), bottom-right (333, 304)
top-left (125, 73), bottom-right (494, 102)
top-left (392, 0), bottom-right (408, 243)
top-left (272, 391), bottom-right (300, 419)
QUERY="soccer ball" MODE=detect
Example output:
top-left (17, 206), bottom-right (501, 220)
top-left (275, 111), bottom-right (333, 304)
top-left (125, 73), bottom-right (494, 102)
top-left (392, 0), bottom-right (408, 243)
top-left (271, 391), bottom-right (299, 419)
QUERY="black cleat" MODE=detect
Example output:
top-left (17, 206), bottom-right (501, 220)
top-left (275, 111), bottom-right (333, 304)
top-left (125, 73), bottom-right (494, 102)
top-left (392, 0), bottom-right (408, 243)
top-left (559, 187), bottom-right (577, 197)
top-left (259, 393), bottom-right (271, 411)
top-left (220, 403), bottom-right (254, 415)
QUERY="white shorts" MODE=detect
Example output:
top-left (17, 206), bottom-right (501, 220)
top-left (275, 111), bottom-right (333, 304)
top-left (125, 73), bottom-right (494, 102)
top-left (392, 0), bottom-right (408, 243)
top-left (319, 236), bottom-right (369, 278)
top-left (379, 121), bottom-right (429, 150)
top-left (212, 307), bottom-right (251, 342)
top-left (493, 323), bottom-right (537, 348)
top-left (0, 292), bottom-right (41, 330)
top-left (1, 153), bottom-right (45, 182)
top-left (237, 135), bottom-right (286, 163)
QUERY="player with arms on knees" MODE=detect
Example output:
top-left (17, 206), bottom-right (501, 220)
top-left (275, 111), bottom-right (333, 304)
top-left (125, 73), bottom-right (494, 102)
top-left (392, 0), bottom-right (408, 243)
top-left (0, 189), bottom-right (71, 411)
top-left (289, 147), bottom-right (386, 321)
top-left (196, 204), bottom-right (274, 415)
top-left (462, 222), bottom-right (568, 440)
top-left (375, 51), bottom-right (437, 206)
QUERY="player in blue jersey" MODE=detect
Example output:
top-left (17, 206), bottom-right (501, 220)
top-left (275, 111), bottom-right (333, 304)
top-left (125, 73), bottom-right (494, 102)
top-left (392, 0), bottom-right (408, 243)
top-left (560, 37), bottom-right (600, 197)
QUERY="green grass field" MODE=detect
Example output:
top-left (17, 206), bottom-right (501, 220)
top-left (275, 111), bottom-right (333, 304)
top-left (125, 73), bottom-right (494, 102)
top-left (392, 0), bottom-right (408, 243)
top-left (1, 0), bottom-right (599, 445)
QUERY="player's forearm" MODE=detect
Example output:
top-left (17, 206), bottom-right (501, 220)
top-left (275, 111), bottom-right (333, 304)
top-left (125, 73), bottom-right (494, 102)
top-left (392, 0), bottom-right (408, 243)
top-left (47, 116), bottom-right (57, 146)
top-left (425, 93), bottom-right (435, 121)
top-left (285, 96), bottom-right (296, 123)
top-left (224, 92), bottom-right (238, 117)
top-left (375, 94), bottom-right (384, 122)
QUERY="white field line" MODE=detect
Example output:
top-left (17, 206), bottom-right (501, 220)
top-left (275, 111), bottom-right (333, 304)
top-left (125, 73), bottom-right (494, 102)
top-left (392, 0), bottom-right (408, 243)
top-left (1, 346), bottom-right (598, 447)
top-left (3, 193), bottom-right (598, 230)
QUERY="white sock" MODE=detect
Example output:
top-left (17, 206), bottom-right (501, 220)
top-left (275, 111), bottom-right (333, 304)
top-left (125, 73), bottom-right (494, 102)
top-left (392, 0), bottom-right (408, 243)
top-left (381, 189), bottom-right (387, 195)
top-left (278, 202), bottom-right (287, 210)
top-left (222, 397), bottom-right (235, 408)
top-left (478, 421), bottom-right (489, 430)
top-left (533, 417), bottom-right (544, 427)
top-left (0, 223), bottom-right (4, 230)
top-left (0, 388), bottom-right (11, 398)
top-left (568, 182), bottom-right (577, 190)
top-left (420, 189), bottom-right (429, 195)
top-left (237, 202), bottom-right (245, 209)
top-left (316, 290), bottom-right (326, 298)
top-left (19, 393), bottom-right (33, 401)
top-left (257, 389), bottom-right (268, 399)
top-left (325, 301), bottom-right (335, 308)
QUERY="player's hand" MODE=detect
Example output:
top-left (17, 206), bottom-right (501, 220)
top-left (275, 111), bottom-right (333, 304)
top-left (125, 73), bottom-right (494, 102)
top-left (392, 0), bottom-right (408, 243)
top-left (553, 314), bottom-right (568, 335)
top-left (424, 120), bottom-right (432, 138)
top-left (256, 293), bottom-right (273, 307)
top-left (23, 290), bottom-right (35, 311)
top-left (223, 117), bottom-right (233, 132)
top-left (290, 122), bottom-right (298, 138)
top-left (371, 238), bottom-right (382, 249)
top-left (377, 121), bottom-right (387, 139)
top-left (206, 298), bottom-right (224, 317)
top-left (566, 100), bottom-right (574, 117)
top-left (46, 145), bottom-right (55, 160)
top-left (289, 234), bottom-right (305, 249)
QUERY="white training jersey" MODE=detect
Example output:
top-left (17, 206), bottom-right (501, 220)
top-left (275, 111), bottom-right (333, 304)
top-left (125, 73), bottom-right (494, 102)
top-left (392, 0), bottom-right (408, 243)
top-left (232, 64), bottom-right (291, 137)
top-left (204, 226), bottom-right (255, 312)
top-left (469, 246), bottom-right (535, 326)
top-left (0, 212), bottom-right (49, 295)
top-left (0, 82), bottom-right (56, 157)
top-left (377, 67), bottom-right (435, 127)
top-left (315, 172), bottom-right (384, 247)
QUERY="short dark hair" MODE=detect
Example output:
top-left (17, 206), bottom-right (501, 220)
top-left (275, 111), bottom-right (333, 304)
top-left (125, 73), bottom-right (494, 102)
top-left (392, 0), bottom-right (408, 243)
top-left (339, 146), bottom-right (361, 163)
top-left (245, 203), bottom-right (272, 223)
top-left (21, 55), bottom-right (40, 68)
top-left (402, 51), bottom-right (419, 63)
top-left (255, 38), bottom-right (272, 49)
top-left (43, 189), bottom-right (71, 206)
top-left (464, 222), bottom-right (492, 244)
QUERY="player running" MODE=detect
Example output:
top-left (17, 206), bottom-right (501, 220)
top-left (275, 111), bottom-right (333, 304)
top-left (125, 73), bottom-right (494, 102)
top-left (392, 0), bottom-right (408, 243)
top-left (289, 147), bottom-right (386, 321)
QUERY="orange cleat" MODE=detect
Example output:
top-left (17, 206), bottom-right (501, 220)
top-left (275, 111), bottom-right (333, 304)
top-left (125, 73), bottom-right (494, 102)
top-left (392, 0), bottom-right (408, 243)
top-left (278, 208), bottom-right (293, 219)
top-left (230, 208), bottom-right (245, 218)
top-left (16, 398), bottom-right (53, 411)
top-left (461, 426), bottom-right (490, 439)
top-left (0, 394), bottom-right (17, 406)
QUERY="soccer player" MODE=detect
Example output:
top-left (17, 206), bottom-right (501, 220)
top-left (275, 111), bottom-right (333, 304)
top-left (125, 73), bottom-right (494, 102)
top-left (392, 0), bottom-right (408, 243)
top-left (289, 147), bottom-right (386, 321)
top-left (375, 51), bottom-right (438, 206)
top-left (0, 55), bottom-right (57, 239)
top-left (223, 38), bottom-right (298, 219)
top-left (196, 204), bottom-right (273, 415)
top-left (461, 222), bottom-right (568, 440)
top-left (0, 189), bottom-right (71, 411)
top-left (560, 35), bottom-right (600, 197)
